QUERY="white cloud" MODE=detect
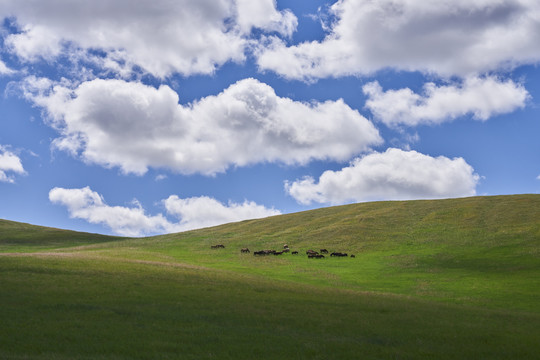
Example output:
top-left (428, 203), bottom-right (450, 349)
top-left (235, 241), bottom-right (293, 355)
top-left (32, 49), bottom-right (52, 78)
top-left (1, 0), bottom-right (296, 78)
top-left (256, 0), bottom-right (540, 80)
top-left (5, 24), bottom-right (63, 62)
top-left (21, 76), bottom-right (382, 175)
top-left (0, 145), bottom-right (25, 183)
top-left (163, 195), bottom-right (281, 232)
top-left (285, 148), bottom-right (479, 205)
top-left (49, 186), bottom-right (280, 236)
top-left (49, 187), bottom-right (170, 236)
top-left (363, 76), bottom-right (529, 127)
top-left (235, 0), bottom-right (297, 37)
top-left (0, 59), bottom-right (15, 75)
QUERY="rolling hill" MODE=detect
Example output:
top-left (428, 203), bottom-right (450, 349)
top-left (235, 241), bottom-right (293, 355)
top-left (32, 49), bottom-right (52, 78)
top-left (1, 194), bottom-right (539, 359)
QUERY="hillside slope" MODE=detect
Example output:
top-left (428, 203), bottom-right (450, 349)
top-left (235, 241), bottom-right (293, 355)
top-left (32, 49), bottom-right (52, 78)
top-left (72, 194), bottom-right (538, 311)
top-left (2, 194), bottom-right (540, 308)
top-left (0, 219), bottom-right (124, 252)
top-left (1, 194), bottom-right (539, 359)
top-left (170, 194), bottom-right (540, 252)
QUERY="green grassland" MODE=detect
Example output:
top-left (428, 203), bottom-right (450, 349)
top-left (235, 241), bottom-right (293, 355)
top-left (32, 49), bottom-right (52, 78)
top-left (0, 219), bottom-right (123, 253)
top-left (1, 194), bottom-right (539, 359)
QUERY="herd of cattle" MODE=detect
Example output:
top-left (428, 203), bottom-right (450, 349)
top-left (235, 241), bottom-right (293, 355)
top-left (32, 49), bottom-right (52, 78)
top-left (211, 243), bottom-right (355, 258)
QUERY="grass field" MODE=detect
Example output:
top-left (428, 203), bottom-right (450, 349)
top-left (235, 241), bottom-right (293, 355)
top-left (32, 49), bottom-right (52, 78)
top-left (1, 194), bottom-right (539, 359)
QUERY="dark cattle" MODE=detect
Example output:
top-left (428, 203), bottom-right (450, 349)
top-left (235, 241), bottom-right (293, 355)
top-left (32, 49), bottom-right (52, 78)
top-left (320, 249), bottom-right (329, 254)
top-left (291, 251), bottom-right (299, 255)
top-left (350, 254), bottom-right (355, 258)
top-left (283, 248), bottom-right (290, 253)
top-left (308, 253), bottom-right (325, 259)
top-left (211, 244), bottom-right (225, 249)
top-left (330, 252), bottom-right (348, 257)
top-left (273, 251), bottom-right (284, 255)
top-left (306, 249), bottom-right (318, 255)
top-left (283, 244), bottom-right (289, 249)
top-left (254, 249), bottom-right (276, 256)
top-left (241, 248), bottom-right (250, 253)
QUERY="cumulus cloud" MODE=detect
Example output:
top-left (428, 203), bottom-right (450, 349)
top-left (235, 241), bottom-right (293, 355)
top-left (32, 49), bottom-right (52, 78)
top-left (49, 187), bottom-right (171, 236)
top-left (163, 195), bottom-right (281, 232)
top-left (285, 148), bottom-right (479, 205)
top-left (363, 76), bottom-right (530, 127)
top-left (235, 0), bottom-right (297, 37)
top-left (0, 146), bottom-right (25, 183)
top-left (256, 0), bottom-right (540, 80)
top-left (21, 76), bottom-right (382, 175)
top-left (1, 0), bottom-right (296, 78)
top-left (49, 186), bottom-right (280, 236)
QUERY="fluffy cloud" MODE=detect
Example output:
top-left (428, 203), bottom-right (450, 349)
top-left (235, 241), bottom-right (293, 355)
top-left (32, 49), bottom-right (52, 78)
top-left (22, 76), bottom-right (382, 175)
top-left (285, 148), bottom-right (479, 205)
top-left (49, 187), bottom-right (170, 236)
top-left (235, 0), bottom-right (297, 37)
top-left (163, 195), bottom-right (281, 232)
top-left (49, 186), bottom-right (280, 236)
top-left (256, 0), bottom-right (540, 80)
top-left (1, 0), bottom-right (296, 78)
top-left (0, 146), bottom-right (25, 183)
top-left (363, 76), bottom-right (529, 127)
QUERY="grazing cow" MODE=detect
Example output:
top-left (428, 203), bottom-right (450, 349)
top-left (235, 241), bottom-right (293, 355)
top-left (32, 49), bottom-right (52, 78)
top-left (291, 251), bottom-right (299, 255)
top-left (283, 244), bottom-right (289, 249)
top-left (306, 250), bottom-right (318, 255)
top-left (283, 248), bottom-right (290, 253)
top-left (254, 249), bottom-right (276, 256)
top-left (350, 254), bottom-right (355, 258)
top-left (211, 244), bottom-right (225, 249)
top-left (241, 248), bottom-right (250, 253)
top-left (330, 252), bottom-right (348, 257)
top-left (308, 253), bottom-right (325, 259)
top-left (320, 249), bottom-right (329, 254)
top-left (273, 251), bottom-right (284, 255)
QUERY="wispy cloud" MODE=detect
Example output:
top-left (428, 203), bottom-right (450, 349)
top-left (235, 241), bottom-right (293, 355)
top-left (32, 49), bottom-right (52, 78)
top-left (0, 59), bottom-right (15, 75)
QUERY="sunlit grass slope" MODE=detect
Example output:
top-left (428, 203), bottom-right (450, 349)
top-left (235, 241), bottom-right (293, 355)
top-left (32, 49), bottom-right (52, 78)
top-left (1, 194), bottom-right (539, 359)
top-left (125, 194), bottom-right (540, 311)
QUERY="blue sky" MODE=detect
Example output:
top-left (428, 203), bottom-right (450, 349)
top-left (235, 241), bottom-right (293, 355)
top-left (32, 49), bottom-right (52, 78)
top-left (0, 0), bottom-right (539, 236)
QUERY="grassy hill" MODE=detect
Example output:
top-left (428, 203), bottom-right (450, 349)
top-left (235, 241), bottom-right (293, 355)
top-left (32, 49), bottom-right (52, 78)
top-left (0, 219), bottom-right (124, 252)
top-left (1, 194), bottom-right (539, 359)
